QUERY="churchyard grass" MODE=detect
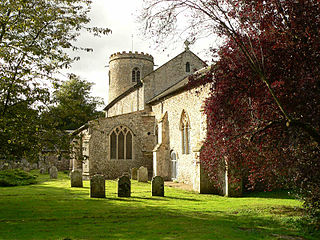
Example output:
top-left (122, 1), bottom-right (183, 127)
top-left (0, 171), bottom-right (319, 240)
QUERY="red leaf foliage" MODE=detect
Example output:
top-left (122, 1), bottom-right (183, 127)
top-left (192, 1), bottom-right (320, 206)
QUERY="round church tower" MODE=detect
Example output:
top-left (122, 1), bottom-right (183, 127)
top-left (108, 51), bottom-right (154, 103)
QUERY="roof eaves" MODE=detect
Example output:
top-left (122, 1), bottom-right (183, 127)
top-left (103, 82), bottom-right (143, 111)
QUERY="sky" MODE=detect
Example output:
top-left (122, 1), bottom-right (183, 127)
top-left (65, 0), bottom-right (212, 106)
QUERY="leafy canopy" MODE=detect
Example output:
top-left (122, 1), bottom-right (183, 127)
top-left (45, 74), bottom-right (104, 131)
top-left (0, 0), bottom-right (110, 161)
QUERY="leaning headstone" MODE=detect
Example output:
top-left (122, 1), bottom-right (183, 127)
top-left (49, 166), bottom-right (58, 179)
top-left (39, 168), bottom-right (46, 174)
top-left (152, 176), bottom-right (164, 197)
top-left (118, 175), bottom-right (131, 197)
top-left (71, 170), bottom-right (83, 187)
top-left (131, 168), bottom-right (138, 180)
top-left (137, 166), bottom-right (148, 182)
top-left (90, 174), bottom-right (105, 198)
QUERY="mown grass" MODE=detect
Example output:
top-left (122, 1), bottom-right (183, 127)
top-left (0, 171), bottom-right (318, 240)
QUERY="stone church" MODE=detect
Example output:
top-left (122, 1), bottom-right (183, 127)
top-left (71, 43), bottom-right (225, 194)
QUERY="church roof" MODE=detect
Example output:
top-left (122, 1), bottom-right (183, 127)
top-left (142, 49), bottom-right (207, 81)
top-left (146, 65), bottom-right (212, 105)
top-left (146, 76), bottom-right (189, 104)
top-left (103, 81), bottom-right (142, 111)
top-left (103, 49), bottom-right (207, 111)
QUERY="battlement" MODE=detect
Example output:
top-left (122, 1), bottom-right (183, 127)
top-left (109, 51), bottom-right (154, 63)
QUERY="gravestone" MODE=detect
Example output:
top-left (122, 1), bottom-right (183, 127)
top-left (152, 176), bottom-right (164, 197)
top-left (137, 166), bottom-right (148, 182)
top-left (39, 168), bottom-right (46, 174)
top-left (118, 175), bottom-right (131, 197)
top-left (71, 170), bottom-right (83, 187)
top-left (90, 174), bottom-right (105, 198)
top-left (49, 166), bottom-right (58, 179)
top-left (31, 163), bottom-right (38, 170)
top-left (123, 172), bottom-right (130, 178)
top-left (131, 168), bottom-right (138, 180)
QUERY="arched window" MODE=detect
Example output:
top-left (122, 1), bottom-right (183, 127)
top-left (180, 110), bottom-right (191, 154)
top-left (132, 68), bottom-right (141, 82)
top-left (109, 126), bottom-right (133, 160)
top-left (186, 62), bottom-right (190, 72)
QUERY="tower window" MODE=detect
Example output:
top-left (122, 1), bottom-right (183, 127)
top-left (110, 126), bottom-right (133, 160)
top-left (132, 68), bottom-right (141, 82)
top-left (186, 62), bottom-right (190, 72)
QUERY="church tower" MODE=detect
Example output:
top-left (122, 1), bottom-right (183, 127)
top-left (108, 51), bottom-right (154, 103)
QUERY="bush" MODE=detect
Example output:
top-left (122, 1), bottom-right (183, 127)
top-left (0, 169), bottom-right (37, 187)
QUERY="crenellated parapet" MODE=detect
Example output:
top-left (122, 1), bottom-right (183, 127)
top-left (109, 51), bottom-right (154, 63)
top-left (108, 51), bottom-right (154, 103)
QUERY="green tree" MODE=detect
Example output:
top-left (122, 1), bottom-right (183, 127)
top-left (0, 0), bottom-right (110, 161)
top-left (46, 74), bottom-right (104, 131)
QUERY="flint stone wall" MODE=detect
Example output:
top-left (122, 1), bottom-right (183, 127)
top-left (144, 50), bottom-right (206, 103)
top-left (150, 83), bottom-right (211, 190)
top-left (89, 111), bottom-right (156, 179)
top-left (106, 87), bottom-right (144, 118)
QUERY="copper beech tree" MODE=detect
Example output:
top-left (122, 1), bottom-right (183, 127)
top-left (141, 0), bottom-right (320, 221)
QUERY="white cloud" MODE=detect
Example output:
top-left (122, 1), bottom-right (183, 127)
top-left (66, 0), bottom-right (212, 106)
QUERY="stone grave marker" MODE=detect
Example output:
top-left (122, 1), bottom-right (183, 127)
top-left (152, 176), bottom-right (164, 197)
top-left (90, 174), bottom-right (105, 198)
top-left (39, 168), bottom-right (46, 174)
top-left (118, 175), bottom-right (131, 197)
top-left (137, 166), bottom-right (148, 182)
top-left (123, 172), bottom-right (130, 178)
top-left (131, 168), bottom-right (137, 180)
top-left (71, 170), bottom-right (83, 187)
top-left (31, 163), bottom-right (38, 170)
top-left (49, 166), bottom-right (58, 179)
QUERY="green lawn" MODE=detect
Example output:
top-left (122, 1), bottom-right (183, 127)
top-left (0, 171), bottom-right (318, 240)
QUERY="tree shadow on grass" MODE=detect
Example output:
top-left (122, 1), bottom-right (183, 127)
top-left (243, 190), bottom-right (296, 200)
top-left (165, 196), bottom-right (200, 201)
top-left (0, 182), bottom-right (317, 240)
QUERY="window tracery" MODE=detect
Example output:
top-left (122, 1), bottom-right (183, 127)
top-left (110, 126), bottom-right (133, 160)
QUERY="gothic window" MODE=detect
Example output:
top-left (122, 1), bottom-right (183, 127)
top-left (132, 68), bottom-right (141, 82)
top-left (186, 62), bottom-right (190, 72)
top-left (109, 126), bottom-right (133, 160)
top-left (180, 110), bottom-right (191, 154)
